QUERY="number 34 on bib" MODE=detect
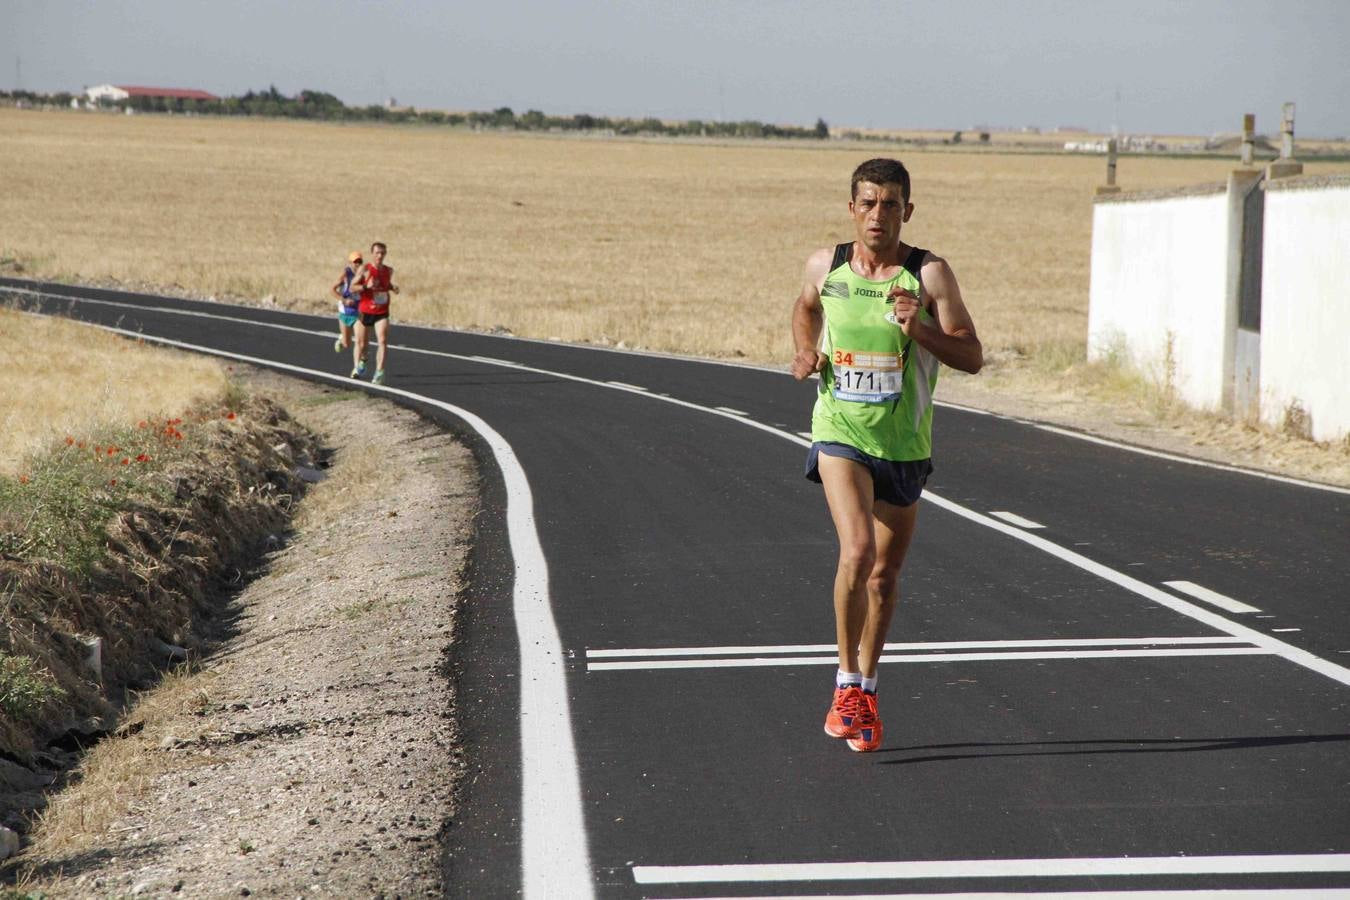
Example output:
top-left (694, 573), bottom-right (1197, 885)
top-left (831, 349), bottom-right (903, 403)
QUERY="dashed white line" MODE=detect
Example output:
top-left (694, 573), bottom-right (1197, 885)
top-left (989, 511), bottom-right (1046, 529)
top-left (1163, 581), bottom-right (1262, 614)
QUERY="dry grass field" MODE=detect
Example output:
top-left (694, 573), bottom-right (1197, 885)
top-left (0, 307), bottom-right (228, 476)
top-left (6, 106), bottom-right (1349, 367)
top-left (3, 107), bottom-right (1348, 486)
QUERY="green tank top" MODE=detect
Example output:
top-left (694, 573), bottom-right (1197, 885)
top-left (811, 243), bottom-right (940, 461)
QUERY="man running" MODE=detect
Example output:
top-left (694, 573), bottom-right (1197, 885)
top-left (791, 158), bottom-right (982, 752)
top-left (331, 249), bottom-right (363, 355)
top-left (350, 241), bottom-right (399, 385)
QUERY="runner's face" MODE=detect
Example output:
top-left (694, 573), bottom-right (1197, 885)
top-left (849, 182), bottom-right (911, 251)
top-left (372, 247), bottom-right (386, 264)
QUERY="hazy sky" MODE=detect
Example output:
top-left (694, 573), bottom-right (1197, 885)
top-left (5, 0), bottom-right (1349, 137)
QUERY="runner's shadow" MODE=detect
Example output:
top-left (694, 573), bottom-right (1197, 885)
top-left (879, 733), bottom-right (1350, 765)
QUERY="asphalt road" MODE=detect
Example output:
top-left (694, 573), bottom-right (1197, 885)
top-left (6, 277), bottom-right (1349, 899)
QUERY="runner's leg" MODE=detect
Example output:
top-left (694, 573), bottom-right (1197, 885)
top-left (817, 453), bottom-right (878, 673)
top-left (353, 320), bottom-right (368, 371)
top-left (374, 318), bottom-right (389, 372)
top-left (857, 498), bottom-right (919, 678)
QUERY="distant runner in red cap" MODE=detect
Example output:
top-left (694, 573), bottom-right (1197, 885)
top-left (331, 249), bottom-right (363, 358)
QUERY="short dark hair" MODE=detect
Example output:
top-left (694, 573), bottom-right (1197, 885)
top-left (371, 241), bottom-right (387, 252)
top-left (851, 158), bottom-right (911, 202)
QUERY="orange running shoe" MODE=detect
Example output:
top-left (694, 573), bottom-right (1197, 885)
top-left (847, 691), bottom-right (883, 752)
top-left (824, 685), bottom-right (863, 738)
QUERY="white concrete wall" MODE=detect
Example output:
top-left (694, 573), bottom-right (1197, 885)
top-left (1260, 179), bottom-right (1350, 442)
top-left (1088, 188), bottom-right (1231, 411)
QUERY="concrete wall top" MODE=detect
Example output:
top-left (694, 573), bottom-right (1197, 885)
top-left (1093, 182), bottom-right (1226, 205)
top-left (1264, 172), bottom-right (1350, 193)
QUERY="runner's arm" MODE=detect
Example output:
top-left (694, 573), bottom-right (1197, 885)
top-left (903, 255), bottom-right (983, 374)
top-left (350, 263), bottom-right (371, 291)
top-left (791, 248), bottom-right (832, 381)
top-left (331, 271), bottom-right (348, 302)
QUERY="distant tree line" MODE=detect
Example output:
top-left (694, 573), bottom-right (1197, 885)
top-left (1, 87), bottom-right (832, 141)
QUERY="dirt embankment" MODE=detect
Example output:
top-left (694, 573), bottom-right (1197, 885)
top-left (3, 368), bottom-right (477, 897)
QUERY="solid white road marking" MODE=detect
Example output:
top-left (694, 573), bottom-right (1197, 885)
top-left (56, 323), bottom-right (594, 900)
top-left (586, 636), bottom-right (1252, 658)
top-left (1163, 581), bottom-right (1262, 614)
top-left (632, 853), bottom-right (1350, 884)
top-left (607, 380), bottom-right (647, 391)
top-left (989, 511), bottom-right (1046, 529)
top-left (1030, 422), bottom-right (1350, 496)
top-left (588, 647), bottom-right (1273, 672)
top-left (715, 406), bottom-right (748, 416)
top-left (651, 891), bottom-right (1350, 899)
top-left (1273, 628), bottom-right (1303, 633)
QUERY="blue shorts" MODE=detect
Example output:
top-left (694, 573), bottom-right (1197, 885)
top-left (805, 441), bottom-right (932, 508)
top-left (337, 309), bottom-right (359, 327)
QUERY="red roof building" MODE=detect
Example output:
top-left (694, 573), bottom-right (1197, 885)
top-left (85, 84), bottom-right (220, 103)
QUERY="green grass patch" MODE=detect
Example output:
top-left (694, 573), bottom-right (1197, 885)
top-left (337, 598), bottom-right (378, 620)
top-left (0, 652), bottom-right (65, 722)
top-left (0, 402), bottom-right (245, 577)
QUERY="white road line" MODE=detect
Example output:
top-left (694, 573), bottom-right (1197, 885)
top-left (989, 511), bottom-right (1046, 529)
top-left (17, 292), bottom-right (1350, 686)
top-left (655, 891), bottom-right (1350, 899)
top-left (1163, 581), bottom-right (1262, 614)
top-left (607, 380), bottom-right (647, 391)
top-left (715, 406), bottom-right (748, 416)
top-left (1030, 423), bottom-right (1350, 496)
top-left (588, 647), bottom-right (1272, 672)
top-left (632, 853), bottom-right (1350, 884)
top-left (53, 322), bottom-right (593, 900)
top-left (1273, 628), bottom-right (1303, 633)
top-left (587, 636), bottom-right (1252, 658)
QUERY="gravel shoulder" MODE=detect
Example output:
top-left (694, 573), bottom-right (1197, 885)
top-left (9, 367), bottom-right (477, 898)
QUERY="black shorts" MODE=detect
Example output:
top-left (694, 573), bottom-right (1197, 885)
top-left (805, 441), bottom-right (933, 508)
top-left (360, 311), bottom-right (389, 327)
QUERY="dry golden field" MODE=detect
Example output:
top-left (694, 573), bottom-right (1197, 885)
top-left (6, 106), bottom-right (1349, 368)
top-left (0, 307), bottom-right (227, 476)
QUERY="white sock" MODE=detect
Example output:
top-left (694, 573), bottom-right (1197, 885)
top-left (836, 669), bottom-right (861, 688)
top-left (861, 674), bottom-right (878, 693)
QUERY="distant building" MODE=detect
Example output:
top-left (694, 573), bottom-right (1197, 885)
top-left (84, 84), bottom-right (220, 104)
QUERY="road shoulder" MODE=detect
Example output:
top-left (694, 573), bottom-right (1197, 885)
top-left (12, 366), bottom-right (477, 897)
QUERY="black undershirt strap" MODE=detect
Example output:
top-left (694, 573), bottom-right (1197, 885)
top-left (830, 242), bottom-right (853, 271)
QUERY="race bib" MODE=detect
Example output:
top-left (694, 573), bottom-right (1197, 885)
top-left (372, 291), bottom-right (390, 306)
top-left (831, 349), bottom-right (903, 403)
